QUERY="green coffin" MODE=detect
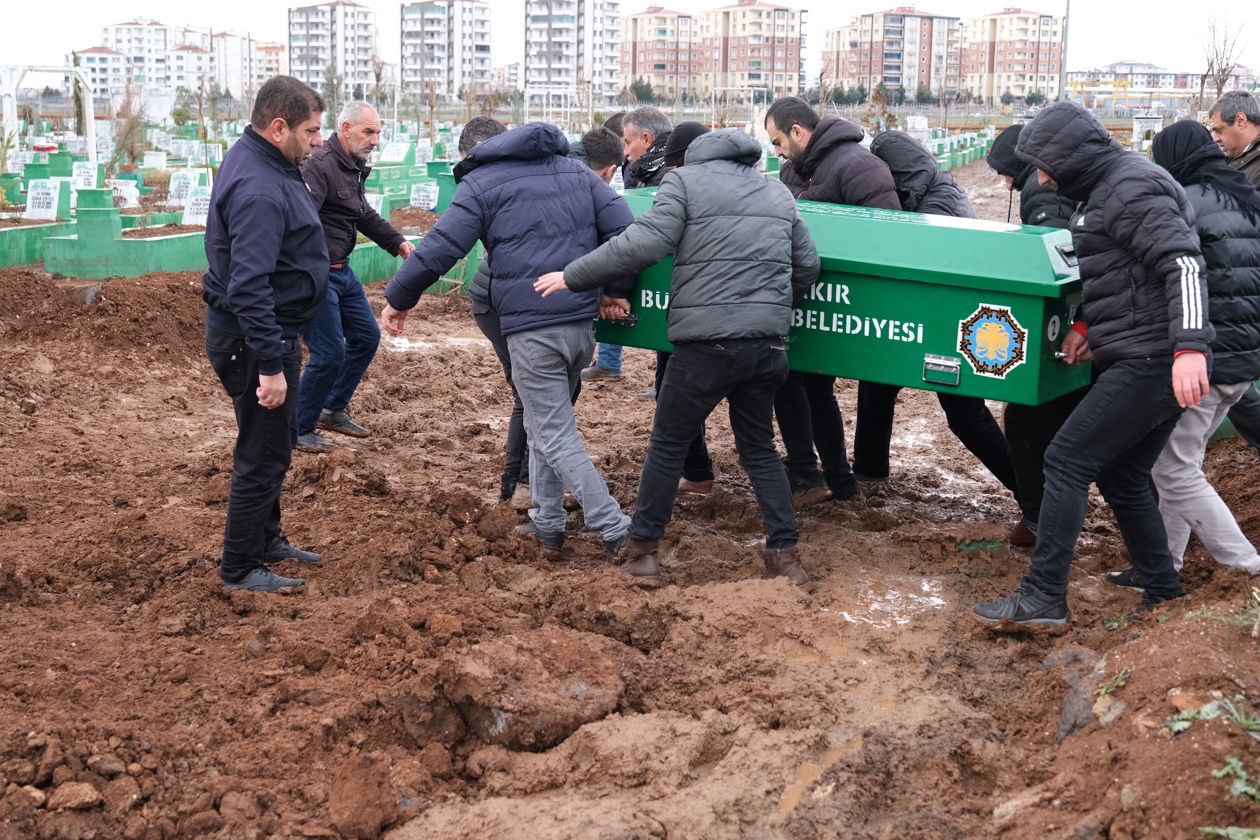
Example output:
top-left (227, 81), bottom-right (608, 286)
top-left (595, 188), bottom-right (1089, 406)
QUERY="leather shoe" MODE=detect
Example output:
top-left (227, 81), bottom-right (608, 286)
top-left (610, 538), bottom-right (661, 586)
top-left (759, 545), bottom-right (808, 585)
top-left (318, 409), bottom-right (369, 438)
top-left (1007, 518), bottom-right (1036, 548)
top-left (580, 364), bottom-right (621, 381)
top-left (517, 520), bottom-right (564, 553)
top-left (263, 536), bottom-right (323, 564)
top-left (296, 431), bottom-right (335, 453)
top-left (678, 477), bottom-right (714, 496)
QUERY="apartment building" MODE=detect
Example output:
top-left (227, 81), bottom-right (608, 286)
top-left (256, 42), bottom-right (289, 86)
top-left (74, 47), bottom-right (129, 98)
top-left (827, 7), bottom-right (962, 99)
top-left (400, 0), bottom-right (492, 103)
top-left (493, 62), bottom-right (521, 91)
top-left (524, 0), bottom-right (622, 108)
top-left (701, 0), bottom-right (807, 101)
top-left (621, 7), bottom-right (704, 102)
top-left (960, 7), bottom-right (1062, 104)
top-left (288, 0), bottom-right (377, 95)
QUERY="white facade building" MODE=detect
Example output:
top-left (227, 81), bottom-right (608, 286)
top-left (400, 0), bottom-right (492, 103)
top-left (288, 1), bottom-right (377, 96)
top-left (524, 0), bottom-right (621, 109)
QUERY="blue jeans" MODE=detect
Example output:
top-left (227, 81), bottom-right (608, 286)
top-left (507, 322), bottom-right (630, 540)
top-left (632, 338), bottom-right (797, 548)
top-left (1024, 356), bottom-right (1185, 601)
top-left (595, 342), bottom-right (623, 374)
top-left (297, 265), bottom-right (381, 435)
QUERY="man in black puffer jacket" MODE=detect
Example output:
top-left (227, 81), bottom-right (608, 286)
top-left (1135, 120), bottom-right (1260, 580)
top-left (537, 129), bottom-right (821, 586)
top-left (987, 123), bottom-right (1092, 549)
top-left (857, 131), bottom-right (1019, 503)
top-left (974, 102), bottom-right (1212, 631)
top-left (765, 97), bottom-right (900, 506)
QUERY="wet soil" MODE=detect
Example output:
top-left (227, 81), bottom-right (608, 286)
top-left (120, 224), bottom-right (206, 239)
top-left (0, 161), bottom-right (1258, 840)
top-left (389, 207), bottom-right (440, 233)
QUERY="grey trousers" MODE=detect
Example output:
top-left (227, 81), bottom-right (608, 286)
top-left (506, 321), bottom-right (630, 541)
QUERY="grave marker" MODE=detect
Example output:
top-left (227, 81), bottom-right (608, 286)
top-left (182, 186), bottom-right (212, 225)
top-left (143, 151), bottom-right (167, 170)
top-left (107, 179), bottom-right (141, 208)
top-left (169, 171), bottom-right (199, 206)
top-left (377, 142), bottom-right (412, 164)
top-left (24, 180), bottom-right (61, 220)
top-left (365, 193), bottom-right (385, 215)
top-left (72, 162), bottom-right (98, 190)
top-left (409, 183), bottom-right (439, 210)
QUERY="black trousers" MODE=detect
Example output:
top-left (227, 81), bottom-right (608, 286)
top-left (206, 326), bottom-right (302, 583)
top-left (655, 350), bottom-right (715, 482)
top-left (1004, 386), bottom-right (1091, 525)
top-left (852, 381), bottom-right (1019, 495)
top-left (632, 339), bottom-right (796, 547)
top-left (774, 370), bottom-right (856, 493)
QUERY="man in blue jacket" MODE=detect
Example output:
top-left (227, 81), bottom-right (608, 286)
top-left (381, 123), bottom-right (635, 555)
top-left (202, 75), bottom-right (328, 593)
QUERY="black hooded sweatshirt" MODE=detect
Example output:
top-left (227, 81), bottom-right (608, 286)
top-left (987, 124), bottom-right (1076, 228)
top-left (869, 130), bottom-right (974, 218)
top-left (1015, 102), bottom-right (1212, 369)
top-left (778, 116), bottom-right (900, 210)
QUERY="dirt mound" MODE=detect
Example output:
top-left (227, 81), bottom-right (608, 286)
top-left (0, 161), bottom-right (1257, 839)
top-left (121, 224), bottom-right (205, 239)
top-left (390, 207), bottom-right (440, 232)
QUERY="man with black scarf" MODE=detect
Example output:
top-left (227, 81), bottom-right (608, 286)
top-left (620, 106), bottom-right (673, 189)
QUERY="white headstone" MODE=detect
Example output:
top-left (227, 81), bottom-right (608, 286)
top-left (72, 161), bottom-right (97, 190)
top-left (143, 151), bottom-right (167, 170)
top-left (365, 193), bottom-right (385, 215)
top-left (409, 183), bottom-right (439, 210)
top-left (182, 186), bottom-right (212, 225)
top-left (168, 171), bottom-right (199, 206)
top-left (378, 142), bottom-right (411, 164)
top-left (8, 151), bottom-right (32, 175)
top-left (23, 180), bottom-right (60, 220)
top-left (415, 143), bottom-right (433, 165)
top-left (107, 179), bottom-right (140, 208)
top-left (206, 145), bottom-right (221, 163)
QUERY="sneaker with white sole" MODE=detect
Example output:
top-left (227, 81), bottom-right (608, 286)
top-left (223, 568), bottom-right (305, 593)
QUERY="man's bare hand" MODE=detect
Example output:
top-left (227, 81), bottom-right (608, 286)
top-left (600, 295), bottom-right (631, 320)
top-left (1172, 352), bottom-right (1209, 408)
top-left (535, 272), bottom-right (569, 297)
top-left (257, 372), bottom-right (287, 409)
top-left (1059, 329), bottom-right (1093, 364)
top-left (398, 241), bottom-right (416, 259)
top-left (382, 303), bottom-right (408, 337)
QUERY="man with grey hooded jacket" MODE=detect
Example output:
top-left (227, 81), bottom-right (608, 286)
top-left (536, 129), bottom-right (821, 586)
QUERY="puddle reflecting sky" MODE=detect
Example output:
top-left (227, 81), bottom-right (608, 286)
top-left (822, 576), bottom-right (946, 627)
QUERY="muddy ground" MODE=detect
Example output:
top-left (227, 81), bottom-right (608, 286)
top-left (1, 161), bottom-right (1258, 840)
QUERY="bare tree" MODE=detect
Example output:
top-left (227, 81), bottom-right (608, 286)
top-left (371, 47), bottom-right (386, 108)
top-left (1205, 16), bottom-right (1245, 101)
top-left (818, 53), bottom-right (837, 112)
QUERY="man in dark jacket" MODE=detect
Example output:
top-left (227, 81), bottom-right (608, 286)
top-left (620, 106), bottom-right (673, 190)
top-left (987, 124), bottom-right (1088, 548)
top-left (537, 129), bottom-right (821, 586)
top-left (1208, 91), bottom-right (1260, 453)
top-left (765, 97), bottom-right (900, 505)
top-left (382, 123), bottom-right (635, 555)
top-left (1136, 120), bottom-right (1260, 579)
top-left (859, 131), bottom-right (1019, 503)
top-left (974, 102), bottom-right (1212, 630)
top-left (295, 101), bottom-right (414, 453)
top-left (202, 75), bottom-right (328, 593)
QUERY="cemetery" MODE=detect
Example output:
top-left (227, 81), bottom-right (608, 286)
top-left (0, 96), bottom-right (1258, 840)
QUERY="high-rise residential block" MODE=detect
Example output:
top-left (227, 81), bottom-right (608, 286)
top-left (827, 7), bottom-right (962, 99)
top-left (961, 6), bottom-right (1063, 103)
top-left (288, 0), bottom-right (377, 96)
top-left (400, 0), bottom-right (492, 103)
top-left (621, 6), bottom-right (704, 102)
top-left (701, 0), bottom-right (807, 101)
top-left (525, 0), bottom-right (621, 109)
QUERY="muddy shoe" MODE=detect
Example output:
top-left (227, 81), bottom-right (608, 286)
top-left (223, 568), bottom-right (305, 594)
top-left (318, 409), bottom-right (369, 438)
top-left (973, 582), bottom-right (1069, 632)
top-left (296, 431), bottom-right (335, 453)
top-left (510, 483), bottom-right (533, 511)
top-left (759, 545), bottom-right (808, 586)
top-left (580, 364), bottom-right (621, 381)
top-left (1105, 566), bottom-right (1144, 592)
top-left (610, 538), bottom-right (661, 586)
top-left (517, 521), bottom-right (564, 554)
top-left (827, 475), bottom-right (861, 502)
top-left (789, 471), bottom-right (832, 509)
top-left (500, 475), bottom-right (518, 503)
top-left (1007, 517), bottom-right (1037, 548)
top-left (263, 536), bottom-right (322, 565)
top-left (678, 477), bottom-right (714, 496)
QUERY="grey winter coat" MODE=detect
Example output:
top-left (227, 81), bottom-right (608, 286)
top-left (563, 129), bottom-right (820, 343)
top-left (1015, 102), bottom-right (1212, 369)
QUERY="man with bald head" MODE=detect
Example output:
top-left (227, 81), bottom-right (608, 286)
top-left (297, 100), bottom-right (415, 453)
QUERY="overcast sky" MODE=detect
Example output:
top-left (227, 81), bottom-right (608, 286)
top-left (4, 0), bottom-right (1253, 87)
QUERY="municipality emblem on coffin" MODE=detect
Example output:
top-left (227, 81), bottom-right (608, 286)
top-left (959, 304), bottom-right (1026, 379)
